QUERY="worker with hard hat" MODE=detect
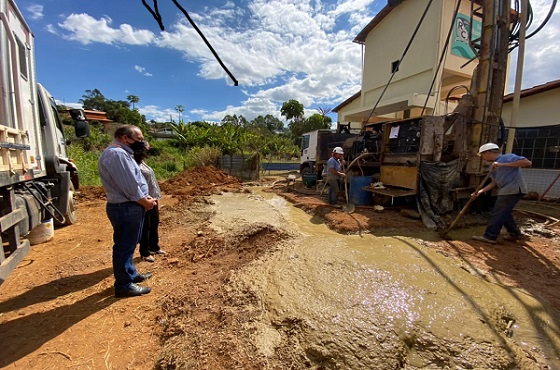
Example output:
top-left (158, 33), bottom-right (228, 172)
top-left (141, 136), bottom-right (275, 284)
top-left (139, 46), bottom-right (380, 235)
top-left (326, 147), bottom-right (346, 208)
top-left (471, 143), bottom-right (532, 243)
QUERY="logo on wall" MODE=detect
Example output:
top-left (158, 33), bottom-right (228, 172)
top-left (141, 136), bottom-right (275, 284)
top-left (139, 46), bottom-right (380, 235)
top-left (451, 14), bottom-right (481, 59)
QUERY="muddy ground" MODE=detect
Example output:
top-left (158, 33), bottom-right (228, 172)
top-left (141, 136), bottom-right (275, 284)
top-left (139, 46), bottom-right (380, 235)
top-left (0, 166), bottom-right (559, 369)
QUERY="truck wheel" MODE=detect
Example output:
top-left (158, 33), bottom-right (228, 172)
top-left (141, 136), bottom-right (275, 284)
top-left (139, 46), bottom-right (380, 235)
top-left (62, 183), bottom-right (77, 226)
top-left (300, 166), bottom-right (312, 177)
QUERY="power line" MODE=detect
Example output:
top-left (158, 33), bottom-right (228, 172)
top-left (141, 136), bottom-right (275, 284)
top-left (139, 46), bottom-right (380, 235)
top-left (141, 0), bottom-right (239, 86)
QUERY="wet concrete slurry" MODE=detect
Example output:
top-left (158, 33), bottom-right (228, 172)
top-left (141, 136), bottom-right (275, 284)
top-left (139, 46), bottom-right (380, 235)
top-left (209, 191), bottom-right (560, 369)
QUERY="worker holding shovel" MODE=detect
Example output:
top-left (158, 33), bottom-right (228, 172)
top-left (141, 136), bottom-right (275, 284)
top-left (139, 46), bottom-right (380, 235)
top-left (326, 147), bottom-right (346, 208)
top-left (471, 143), bottom-right (532, 244)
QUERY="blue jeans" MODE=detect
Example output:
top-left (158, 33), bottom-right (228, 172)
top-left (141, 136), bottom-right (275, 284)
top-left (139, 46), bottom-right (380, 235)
top-left (106, 202), bottom-right (145, 290)
top-left (483, 194), bottom-right (524, 241)
top-left (328, 179), bottom-right (340, 205)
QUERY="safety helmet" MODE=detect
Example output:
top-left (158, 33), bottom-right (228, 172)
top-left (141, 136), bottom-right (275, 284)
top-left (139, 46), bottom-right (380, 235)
top-left (477, 143), bottom-right (499, 156)
top-left (333, 147), bottom-right (344, 154)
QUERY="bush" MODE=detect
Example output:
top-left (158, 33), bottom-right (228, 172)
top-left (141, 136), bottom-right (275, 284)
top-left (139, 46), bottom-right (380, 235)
top-left (68, 145), bottom-right (102, 186)
top-left (184, 146), bottom-right (222, 168)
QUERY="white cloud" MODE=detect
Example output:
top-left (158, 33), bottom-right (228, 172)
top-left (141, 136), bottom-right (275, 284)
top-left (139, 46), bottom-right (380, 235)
top-left (134, 65), bottom-right (153, 77)
top-left (26, 4), bottom-right (44, 20)
top-left (45, 24), bottom-right (59, 35)
top-left (139, 105), bottom-right (177, 123)
top-left (507, 0), bottom-right (560, 92)
top-left (58, 14), bottom-right (155, 45)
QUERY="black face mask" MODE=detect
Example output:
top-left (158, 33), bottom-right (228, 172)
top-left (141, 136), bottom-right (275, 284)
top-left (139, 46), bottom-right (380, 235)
top-left (129, 139), bottom-right (146, 152)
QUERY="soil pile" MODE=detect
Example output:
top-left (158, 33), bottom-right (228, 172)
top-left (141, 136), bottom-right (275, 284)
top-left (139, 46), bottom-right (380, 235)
top-left (78, 165), bottom-right (243, 202)
top-left (160, 165), bottom-right (243, 199)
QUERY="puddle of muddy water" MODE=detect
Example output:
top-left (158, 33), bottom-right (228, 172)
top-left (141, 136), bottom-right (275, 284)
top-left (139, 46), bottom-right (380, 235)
top-left (210, 190), bottom-right (560, 369)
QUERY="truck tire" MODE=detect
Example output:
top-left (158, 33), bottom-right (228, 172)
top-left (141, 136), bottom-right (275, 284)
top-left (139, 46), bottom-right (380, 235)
top-left (62, 182), bottom-right (77, 226)
top-left (300, 166), bottom-right (312, 177)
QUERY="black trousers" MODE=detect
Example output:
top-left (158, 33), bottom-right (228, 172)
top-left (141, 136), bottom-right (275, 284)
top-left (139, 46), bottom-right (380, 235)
top-left (139, 203), bottom-right (160, 257)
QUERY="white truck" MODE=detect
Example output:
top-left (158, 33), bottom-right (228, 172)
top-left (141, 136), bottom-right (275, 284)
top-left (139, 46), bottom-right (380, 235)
top-left (300, 129), bottom-right (358, 177)
top-left (1, 0), bottom-right (85, 284)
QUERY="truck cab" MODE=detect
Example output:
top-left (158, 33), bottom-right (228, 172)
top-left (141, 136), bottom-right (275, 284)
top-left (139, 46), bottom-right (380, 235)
top-left (300, 129), bottom-right (358, 177)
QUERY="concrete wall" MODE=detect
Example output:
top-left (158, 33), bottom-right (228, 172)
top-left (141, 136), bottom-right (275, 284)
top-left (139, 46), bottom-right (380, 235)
top-left (502, 88), bottom-right (560, 128)
top-left (362, 0), bottom-right (440, 108)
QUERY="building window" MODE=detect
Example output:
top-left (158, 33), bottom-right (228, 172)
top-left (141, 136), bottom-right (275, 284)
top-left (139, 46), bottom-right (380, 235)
top-left (512, 125), bottom-right (560, 169)
top-left (391, 60), bottom-right (400, 74)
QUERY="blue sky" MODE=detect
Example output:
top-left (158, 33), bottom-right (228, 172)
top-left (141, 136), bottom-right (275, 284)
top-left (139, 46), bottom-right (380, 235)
top-left (14, 0), bottom-right (560, 124)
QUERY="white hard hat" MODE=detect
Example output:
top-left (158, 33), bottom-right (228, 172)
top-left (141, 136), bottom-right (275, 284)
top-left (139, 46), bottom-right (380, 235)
top-left (333, 147), bottom-right (344, 154)
top-left (478, 143), bottom-right (499, 155)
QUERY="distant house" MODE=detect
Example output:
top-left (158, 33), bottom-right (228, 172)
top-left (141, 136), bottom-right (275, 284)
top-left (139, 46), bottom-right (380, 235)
top-left (82, 110), bottom-right (112, 124)
top-left (153, 128), bottom-right (175, 140)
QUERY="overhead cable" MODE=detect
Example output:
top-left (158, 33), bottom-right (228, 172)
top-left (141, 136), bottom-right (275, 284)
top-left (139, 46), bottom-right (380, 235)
top-left (141, 0), bottom-right (239, 86)
top-left (364, 0), bottom-right (434, 124)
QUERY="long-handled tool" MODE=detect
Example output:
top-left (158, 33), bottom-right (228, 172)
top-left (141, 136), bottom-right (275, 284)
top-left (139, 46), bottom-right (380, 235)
top-left (440, 168), bottom-right (493, 237)
top-left (341, 164), bottom-right (355, 214)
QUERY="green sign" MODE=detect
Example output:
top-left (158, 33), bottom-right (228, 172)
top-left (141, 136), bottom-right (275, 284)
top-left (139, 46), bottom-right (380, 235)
top-left (451, 13), bottom-right (481, 59)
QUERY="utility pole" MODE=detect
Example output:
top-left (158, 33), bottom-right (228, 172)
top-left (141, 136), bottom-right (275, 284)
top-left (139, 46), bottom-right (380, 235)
top-left (506, 0), bottom-right (528, 154)
top-left (467, 0), bottom-right (512, 174)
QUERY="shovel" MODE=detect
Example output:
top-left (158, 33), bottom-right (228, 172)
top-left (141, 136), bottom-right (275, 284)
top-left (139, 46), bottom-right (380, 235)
top-left (440, 168), bottom-right (493, 237)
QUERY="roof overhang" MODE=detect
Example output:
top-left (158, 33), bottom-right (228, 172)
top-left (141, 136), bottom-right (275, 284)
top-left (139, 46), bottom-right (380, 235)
top-left (338, 92), bottom-right (437, 121)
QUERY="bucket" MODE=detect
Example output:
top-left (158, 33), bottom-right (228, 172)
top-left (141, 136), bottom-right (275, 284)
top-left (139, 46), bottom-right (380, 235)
top-left (27, 218), bottom-right (54, 245)
top-left (302, 173), bottom-right (317, 188)
top-left (349, 176), bottom-right (373, 205)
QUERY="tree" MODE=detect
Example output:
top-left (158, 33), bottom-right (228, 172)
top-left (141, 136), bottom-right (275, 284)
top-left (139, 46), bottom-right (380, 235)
top-left (79, 89), bottom-right (106, 110)
top-left (288, 113), bottom-right (331, 145)
top-left (316, 106), bottom-right (332, 117)
top-left (305, 113), bottom-right (331, 131)
top-left (245, 115), bottom-right (283, 135)
top-left (280, 100), bottom-right (304, 121)
top-left (221, 114), bottom-right (248, 127)
top-left (175, 105), bottom-right (185, 122)
top-left (127, 95), bottom-right (140, 110)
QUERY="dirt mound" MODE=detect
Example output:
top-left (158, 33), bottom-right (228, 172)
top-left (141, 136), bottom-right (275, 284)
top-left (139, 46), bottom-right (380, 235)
top-left (76, 185), bottom-right (107, 201)
top-left (77, 165), bottom-right (244, 202)
top-left (160, 165), bottom-right (244, 199)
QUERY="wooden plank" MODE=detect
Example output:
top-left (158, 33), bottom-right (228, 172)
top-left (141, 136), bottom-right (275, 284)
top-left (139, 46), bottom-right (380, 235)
top-left (362, 186), bottom-right (417, 197)
top-left (380, 165), bottom-right (418, 189)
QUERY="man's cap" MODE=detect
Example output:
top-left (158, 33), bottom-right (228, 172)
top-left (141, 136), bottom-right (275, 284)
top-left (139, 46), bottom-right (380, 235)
top-left (477, 143), bottom-right (499, 156)
top-left (333, 147), bottom-right (344, 154)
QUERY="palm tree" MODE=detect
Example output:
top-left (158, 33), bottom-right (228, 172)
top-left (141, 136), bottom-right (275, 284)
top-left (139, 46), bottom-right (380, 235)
top-left (316, 106), bottom-right (332, 117)
top-left (175, 105), bottom-right (185, 122)
top-left (127, 95), bottom-right (140, 110)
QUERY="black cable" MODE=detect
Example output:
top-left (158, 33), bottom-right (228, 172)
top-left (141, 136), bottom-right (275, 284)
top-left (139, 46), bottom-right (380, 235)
top-left (421, 0), bottom-right (462, 116)
top-left (142, 0), bottom-right (239, 86)
top-left (364, 0), bottom-right (434, 124)
top-left (141, 0), bottom-right (164, 30)
top-left (525, 0), bottom-right (557, 39)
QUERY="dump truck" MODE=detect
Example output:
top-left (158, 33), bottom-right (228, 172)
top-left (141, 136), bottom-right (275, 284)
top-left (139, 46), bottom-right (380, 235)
top-left (1, 0), bottom-right (86, 284)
